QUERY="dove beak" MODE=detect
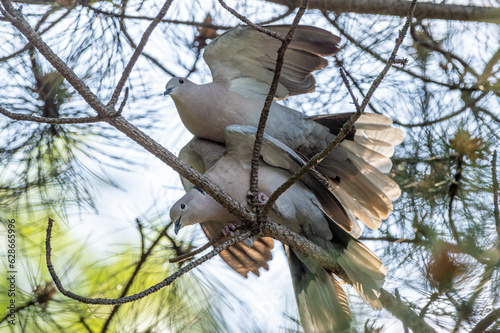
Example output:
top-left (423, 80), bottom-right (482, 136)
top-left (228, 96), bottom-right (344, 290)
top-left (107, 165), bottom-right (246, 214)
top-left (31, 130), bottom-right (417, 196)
top-left (174, 217), bottom-right (182, 234)
top-left (164, 87), bottom-right (174, 96)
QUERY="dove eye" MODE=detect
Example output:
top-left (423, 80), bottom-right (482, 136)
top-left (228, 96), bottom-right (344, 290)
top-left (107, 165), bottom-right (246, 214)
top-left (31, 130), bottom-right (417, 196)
top-left (179, 79), bottom-right (184, 84)
top-left (180, 203), bottom-right (186, 210)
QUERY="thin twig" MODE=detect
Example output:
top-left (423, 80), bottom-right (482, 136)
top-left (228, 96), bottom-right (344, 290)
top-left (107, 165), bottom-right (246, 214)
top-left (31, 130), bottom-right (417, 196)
top-left (107, 0), bottom-right (175, 108)
top-left (248, 0), bottom-right (309, 222)
top-left (0, 106), bottom-right (105, 124)
top-left (359, 236), bottom-right (416, 244)
top-left (0, 6), bottom-right (74, 62)
top-left (338, 62), bottom-right (387, 116)
top-left (89, 7), bottom-right (232, 31)
top-left (101, 224), bottom-right (168, 332)
top-left (217, 0), bottom-right (285, 41)
top-left (80, 317), bottom-right (94, 333)
top-left (117, 87), bottom-right (129, 114)
top-left (493, 151), bottom-right (500, 242)
top-left (258, 6), bottom-right (295, 25)
top-left (135, 218), bottom-right (145, 256)
top-left (337, 60), bottom-right (360, 109)
top-left (118, 17), bottom-right (176, 77)
top-left (398, 90), bottom-right (489, 128)
top-left (45, 217), bottom-right (251, 305)
top-left (168, 224), bottom-right (248, 263)
top-left (169, 233), bottom-right (225, 263)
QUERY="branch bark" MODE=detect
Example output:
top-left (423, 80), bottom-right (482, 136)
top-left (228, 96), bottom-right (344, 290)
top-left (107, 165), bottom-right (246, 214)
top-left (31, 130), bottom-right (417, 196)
top-left (268, 0), bottom-right (500, 24)
top-left (469, 307), bottom-right (500, 333)
top-left (379, 289), bottom-right (437, 333)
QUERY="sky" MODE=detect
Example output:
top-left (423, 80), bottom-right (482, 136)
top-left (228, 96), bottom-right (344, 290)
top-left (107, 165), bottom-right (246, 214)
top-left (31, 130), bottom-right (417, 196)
top-left (4, 0), bottom-right (497, 331)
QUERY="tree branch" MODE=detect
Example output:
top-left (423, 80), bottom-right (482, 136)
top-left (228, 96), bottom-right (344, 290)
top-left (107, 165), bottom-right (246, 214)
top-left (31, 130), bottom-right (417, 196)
top-left (0, 105), bottom-right (107, 124)
top-left (45, 217), bottom-right (252, 305)
top-left (269, 0), bottom-right (500, 24)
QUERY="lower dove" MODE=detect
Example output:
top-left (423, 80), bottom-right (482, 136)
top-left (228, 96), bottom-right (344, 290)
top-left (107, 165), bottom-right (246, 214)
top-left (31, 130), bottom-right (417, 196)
top-left (170, 125), bottom-right (389, 332)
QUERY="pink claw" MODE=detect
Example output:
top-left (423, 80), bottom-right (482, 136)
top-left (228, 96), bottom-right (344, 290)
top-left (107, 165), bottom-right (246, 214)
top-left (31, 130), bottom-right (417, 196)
top-left (247, 191), bottom-right (269, 206)
top-left (222, 223), bottom-right (239, 237)
top-left (257, 192), bottom-right (269, 205)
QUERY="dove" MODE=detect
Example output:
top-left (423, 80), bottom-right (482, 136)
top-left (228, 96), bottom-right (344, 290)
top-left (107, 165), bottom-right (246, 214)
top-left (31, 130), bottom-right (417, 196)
top-left (170, 125), bottom-right (390, 332)
top-left (164, 25), bottom-right (404, 232)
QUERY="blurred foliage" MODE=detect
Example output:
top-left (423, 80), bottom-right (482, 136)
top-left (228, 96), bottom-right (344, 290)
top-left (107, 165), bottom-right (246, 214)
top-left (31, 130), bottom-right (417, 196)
top-left (0, 209), bottom-right (228, 332)
top-left (0, 0), bottom-right (499, 332)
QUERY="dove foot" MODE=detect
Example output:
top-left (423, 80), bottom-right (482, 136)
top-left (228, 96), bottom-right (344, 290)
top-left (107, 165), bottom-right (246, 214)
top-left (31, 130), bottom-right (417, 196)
top-left (222, 223), bottom-right (239, 237)
top-left (246, 191), bottom-right (269, 206)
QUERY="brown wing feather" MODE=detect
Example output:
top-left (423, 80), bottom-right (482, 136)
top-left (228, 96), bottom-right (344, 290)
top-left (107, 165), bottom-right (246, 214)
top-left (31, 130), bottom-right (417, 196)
top-left (200, 221), bottom-right (274, 278)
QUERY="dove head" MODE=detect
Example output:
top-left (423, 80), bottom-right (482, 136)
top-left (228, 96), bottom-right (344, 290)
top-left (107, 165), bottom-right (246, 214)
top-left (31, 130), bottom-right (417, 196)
top-left (170, 186), bottom-right (227, 234)
top-left (164, 77), bottom-right (197, 97)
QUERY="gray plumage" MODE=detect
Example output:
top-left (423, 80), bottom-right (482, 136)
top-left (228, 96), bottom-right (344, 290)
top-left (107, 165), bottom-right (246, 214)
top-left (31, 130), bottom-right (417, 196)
top-left (179, 138), bottom-right (274, 278)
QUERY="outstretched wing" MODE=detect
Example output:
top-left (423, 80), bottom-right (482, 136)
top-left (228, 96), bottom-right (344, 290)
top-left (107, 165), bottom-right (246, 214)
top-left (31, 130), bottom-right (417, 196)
top-left (204, 25), bottom-right (340, 98)
top-left (308, 113), bottom-right (403, 229)
top-left (224, 125), bottom-right (360, 236)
